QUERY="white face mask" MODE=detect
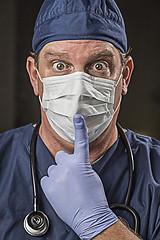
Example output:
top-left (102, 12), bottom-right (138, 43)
top-left (37, 71), bottom-right (122, 143)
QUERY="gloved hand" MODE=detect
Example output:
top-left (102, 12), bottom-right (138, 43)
top-left (41, 114), bottom-right (118, 240)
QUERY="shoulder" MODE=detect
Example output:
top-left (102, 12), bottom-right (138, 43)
top-left (0, 124), bottom-right (34, 154)
top-left (126, 129), bottom-right (160, 150)
top-left (126, 129), bottom-right (160, 182)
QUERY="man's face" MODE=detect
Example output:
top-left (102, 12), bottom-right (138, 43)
top-left (37, 40), bottom-right (123, 107)
top-left (28, 39), bottom-right (132, 148)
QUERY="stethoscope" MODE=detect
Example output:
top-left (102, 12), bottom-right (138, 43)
top-left (23, 122), bottom-right (140, 237)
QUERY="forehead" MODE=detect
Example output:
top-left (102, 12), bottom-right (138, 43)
top-left (39, 39), bottom-right (119, 59)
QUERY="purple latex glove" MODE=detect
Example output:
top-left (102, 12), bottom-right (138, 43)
top-left (41, 114), bottom-right (118, 240)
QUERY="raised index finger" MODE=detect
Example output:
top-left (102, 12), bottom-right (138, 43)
top-left (73, 114), bottom-right (89, 161)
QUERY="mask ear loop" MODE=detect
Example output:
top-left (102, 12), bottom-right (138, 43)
top-left (114, 95), bottom-right (122, 114)
top-left (35, 68), bottom-right (43, 105)
top-left (35, 68), bottom-right (43, 83)
top-left (38, 95), bottom-right (43, 106)
top-left (115, 68), bottom-right (123, 87)
top-left (114, 68), bottom-right (123, 114)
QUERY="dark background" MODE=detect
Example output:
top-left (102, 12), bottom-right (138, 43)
top-left (0, 0), bottom-right (160, 139)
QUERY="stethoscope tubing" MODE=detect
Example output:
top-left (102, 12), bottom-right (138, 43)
top-left (111, 123), bottom-right (140, 233)
top-left (30, 122), bottom-right (41, 212)
top-left (117, 123), bottom-right (135, 205)
top-left (110, 203), bottom-right (140, 233)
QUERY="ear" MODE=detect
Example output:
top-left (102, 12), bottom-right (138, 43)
top-left (122, 56), bottom-right (134, 95)
top-left (26, 56), bottom-right (39, 96)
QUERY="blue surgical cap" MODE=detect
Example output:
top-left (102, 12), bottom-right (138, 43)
top-left (32, 0), bottom-right (127, 54)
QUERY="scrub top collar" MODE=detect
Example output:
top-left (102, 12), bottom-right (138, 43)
top-left (27, 124), bottom-right (128, 181)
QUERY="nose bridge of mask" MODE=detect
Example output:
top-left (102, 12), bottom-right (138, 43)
top-left (64, 73), bottom-right (85, 114)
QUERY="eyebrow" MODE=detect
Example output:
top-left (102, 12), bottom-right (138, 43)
top-left (44, 52), bottom-right (69, 59)
top-left (88, 51), bottom-right (114, 62)
top-left (43, 50), bottom-right (114, 62)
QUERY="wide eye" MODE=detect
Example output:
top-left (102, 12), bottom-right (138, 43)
top-left (52, 62), bottom-right (67, 71)
top-left (93, 62), bottom-right (108, 71)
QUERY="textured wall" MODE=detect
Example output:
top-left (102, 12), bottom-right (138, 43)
top-left (118, 0), bottom-right (160, 139)
top-left (0, 0), bottom-right (16, 132)
top-left (0, 0), bottom-right (160, 139)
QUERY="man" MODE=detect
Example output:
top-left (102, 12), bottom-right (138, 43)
top-left (0, 0), bottom-right (160, 239)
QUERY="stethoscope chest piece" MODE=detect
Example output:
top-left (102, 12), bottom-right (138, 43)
top-left (24, 211), bottom-right (49, 236)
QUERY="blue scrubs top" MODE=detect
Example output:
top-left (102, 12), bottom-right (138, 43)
top-left (0, 124), bottom-right (160, 239)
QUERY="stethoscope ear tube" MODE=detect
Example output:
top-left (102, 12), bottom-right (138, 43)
top-left (116, 123), bottom-right (135, 205)
top-left (110, 123), bottom-right (140, 234)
